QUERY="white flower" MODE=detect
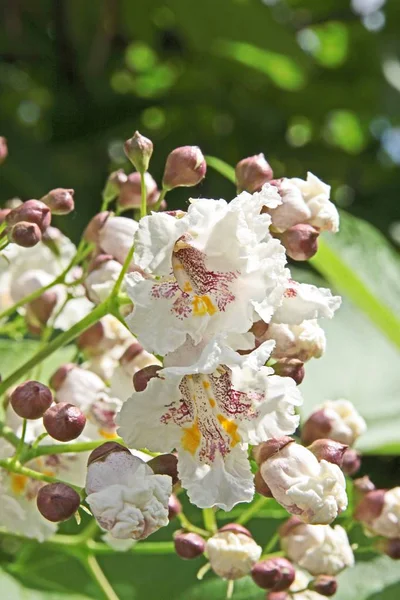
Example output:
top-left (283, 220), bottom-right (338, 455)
top-left (369, 487), bottom-right (400, 538)
top-left (304, 399), bottom-right (367, 446)
top-left (85, 258), bottom-right (122, 304)
top-left (281, 522), bottom-right (354, 575)
top-left (85, 447), bottom-right (171, 540)
top-left (260, 441), bottom-right (347, 524)
top-left (205, 531), bottom-right (262, 580)
top-left (125, 189), bottom-right (289, 355)
top-left (109, 343), bottom-right (161, 401)
top-left (291, 172), bottom-right (339, 233)
top-left (272, 280), bottom-right (341, 326)
top-left (98, 216), bottom-right (138, 265)
top-left (268, 178), bottom-right (312, 232)
top-left (118, 337), bottom-right (302, 510)
top-left (261, 319), bottom-right (326, 362)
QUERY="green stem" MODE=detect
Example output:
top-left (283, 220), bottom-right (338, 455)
top-left (0, 423), bottom-right (20, 448)
top-left (88, 540), bottom-right (175, 555)
top-left (263, 532), bottom-right (280, 555)
top-left (84, 553), bottom-right (120, 600)
top-left (140, 171), bottom-right (147, 219)
top-left (202, 508), bottom-right (218, 534)
top-left (11, 419), bottom-right (27, 465)
top-left (177, 513), bottom-right (210, 538)
top-left (151, 187), bottom-right (168, 213)
top-left (236, 496), bottom-right (270, 526)
top-left (25, 437), bottom-right (126, 462)
top-left (0, 458), bottom-right (83, 496)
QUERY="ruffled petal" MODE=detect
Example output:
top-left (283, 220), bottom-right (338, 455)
top-left (273, 281), bottom-right (341, 325)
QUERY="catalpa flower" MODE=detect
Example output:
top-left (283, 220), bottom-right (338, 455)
top-left (125, 186), bottom-right (289, 355)
top-left (118, 337), bottom-right (302, 511)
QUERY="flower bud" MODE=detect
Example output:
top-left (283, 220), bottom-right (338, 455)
top-left (354, 488), bottom-right (400, 538)
top-left (280, 224), bottom-right (319, 261)
top-left (251, 558), bottom-right (295, 591)
top-left (341, 448), bottom-right (361, 476)
top-left (77, 321), bottom-right (105, 351)
top-left (0, 136), bottom-right (8, 164)
top-left (273, 358), bottom-right (305, 385)
top-left (309, 575), bottom-right (338, 597)
top-left (250, 320), bottom-right (269, 339)
top-left (254, 470), bottom-right (274, 498)
top-left (218, 524), bottom-right (252, 537)
top-left (27, 290), bottom-right (58, 325)
top-left (87, 441), bottom-right (130, 467)
top-left (205, 530), bottom-right (262, 580)
top-left (49, 363), bottom-right (75, 391)
top-left (380, 538), bottom-right (400, 560)
top-left (353, 476), bottom-right (375, 496)
top-left (0, 207), bottom-right (11, 223)
top-left (51, 364), bottom-right (106, 409)
top-left (162, 146), bottom-right (206, 190)
top-left (267, 179), bottom-right (311, 233)
top-left (168, 494), bottom-right (182, 520)
top-left (174, 532), bottom-right (205, 559)
top-left (8, 221), bottom-right (42, 247)
top-left (37, 483), bottom-right (80, 522)
top-left (98, 216), bottom-right (138, 265)
top-left (6, 199), bottom-right (51, 232)
top-left (85, 256), bottom-right (122, 304)
top-left (10, 381), bottom-right (53, 419)
top-left (307, 439), bottom-right (348, 467)
top-left (83, 211), bottom-right (110, 244)
top-left (117, 172), bottom-right (159, 209)
top-left (253, 437), bottom-right (294, 466)
top-left (267, 593), bottom-right (289, 600)
top-left (301, 400), bottom-right (366, 446)
top-left (124, 131), bottom-right (153, 173)
top-left (43, 402), bottom-right (86, 441)
top-left (148, 453), bottom-right (179, 485)
top-left (133, 364), bottom-right (162, 392)
top-left (103, 170), bottom-right (128, 204)
top-left (260, 320), bottom-right (326, 363)
top-left (235, 153), bottom-right (273, 193)
top-left (41, 188), bottom-right (75, 215)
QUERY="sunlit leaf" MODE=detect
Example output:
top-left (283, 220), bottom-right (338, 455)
top-left (311, 22), bottom-right (349, 67)
top-left (326, 110), bottom-right (366, 154)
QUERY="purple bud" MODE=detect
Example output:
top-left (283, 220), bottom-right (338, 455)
top-left (250, 320), bottom-right (269, 339)
top-left (133, 365), bottom-right (162, 392)
top-left (120, 342), bottom-right (145, 366)
top-left (10, 381), bottom-right (53, 420)
top-left (309, 575), bottom-right (338, 597)
top-left (43, 402), bottom-right (86, 442)
top-left (6, 200), bottom-right (51, 232)
top-left (27, 290), bottom-right (58, 325)
top-left (254, 470), bottom-right (274, 498)
top-left (353, 476), bottom-right (375, 496)
top-left (235, 153), bottom-right (273, 193)
top-left (41, 188), bottom-right (75, 216)
top-left (380, 538), bottom-right (400, 560)
top-left (280, 224), bottom-right (319, 261)
top-left (103, 170), bottom-right (128, 204)
top-left (8, 221), bottom-right (42, 247)
top-left (218, 523), bottom-right (253, 538)
top-left (273, 358), bottom-right (305, 385)
top-left (37, 483), bottom-right (80, 522)
top-left (87, 441), bottom-right (130, 467)
top-left (251, 558), bottom-right (295, 591)
top-left (354, 489), bottom-right (386, 524)
top-left (148, 453), bottom-right (179, 485)
top-left (162, 146), bottom-right (206, 190)
top-left (83, 212), bottom-right (110, 244)
top-left (49, 363), bottom-right (75, 391)
top-left (307, 439), bottom-right (348, 467)
top-left (77, 321), bottom-right (105, 351)
top-left (341, 448), bottom-right (361, 476)
top-left (124, 131), bottom-right (154, 173)
top-left (117, 172), bottom-right (159, 209)
top-left (301, 409), bottom-right (332, 445)
top-left (174, 532), bottom-right (206, 560)
top-left (0, 136), bottom-right (8, 164)
top-left (168, 494), bottom-right (182, 520)
top-left (253, 437), bottom-right (294, 466)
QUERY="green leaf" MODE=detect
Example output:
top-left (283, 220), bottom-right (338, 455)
top-left (177, 576), bottom-right (264, 600)
top-left (0, 568), bottom-right (90, 599)
top-left (326, 110), bottom-right (366, 154)
top-left (206, 156), bottom-right (235, 184)
top-left (336, 556), bottom-right (400, 600)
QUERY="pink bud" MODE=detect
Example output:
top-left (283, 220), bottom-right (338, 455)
top-left (168, 494), bottom-right (182, 520)
top-left (87, 441), bottom-right (130, 467)
top-left (37, 483), bottom-right (80, 522)
top-left (49, 363), bottom-right (75, 391)
top-left (253, 437), bottom-right (294, 466)
top-left (117, 172), bottom-right (159, 209)
top-left (278, 516), bottom-right (303, 538)
top-left (77, 321), bottom-right (105, 350)
top-left (218, 524), bottom-right (253, 538)
top-left (162, 146), bottom-right (206, 190)
top-left (254, 470), bottom-right (274, 498)
top-left (380, 538), bottom-right (400, 560)
top-left (87, 253), bottom-right (114, 273)
top-left (8, 221), bottom-right (42, 247)
top-left (0, 136), bottom-right (8, 164)
top-left (273, 358), bottom-right (305, 385)
top-left (27, 290), bottom-right (58, 325)
top-left (10, 381), bottom-right (53, 420)
top-left (301, 409), bottom-right (332, 445)
top-left (43, 402), bottom-right (86, 442)
top-left (133, 365), bottom-right (162, 392)
top-left (120, 342), bottom-right (144, 366)
top-left (280, 224), bottom-right (319, 261)
top-left (83, 212), bottom-right (110, 244)
top-left (148, 453), bottom-right (179, 485)
top-left (124, 131), bottom-right (154, 173)
top-left (251, 558), bottom-right (295, 591)
top-left (250, 320), bottom-right (269, 339)
top-left (309, 575), bottom-right (338, 597)
top-left (174, 532), bottom-right (205, 559)
top-left (6, 199), bottom-right (51, 232)
top-left (103, 170), bottom-right (128, 204)
top-left (341, 448), bottom-right (361, 476)
top-left (235, 153), bottom-right (273, 193)
top-left (353, 476), bottom-right (375, 496)
top-left (0, 208), bottom-right (11, 223)
top-left (307, 439), bottom-right (348, 467)
top-left (354, 489), bottom-right (386, 523)
top-left (41, 188), bottom-right (75, 216)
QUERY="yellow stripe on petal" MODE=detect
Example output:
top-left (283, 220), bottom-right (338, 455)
top-left (182, 419), bottom-right (201, 455)
top-left (217, 414), bottom-right (241, 448)
top-left (192, 295), bottom-right (217, 316)
top-left (11, 474), bottom-right (28, 495)
top-left (99, 429), bottom-right (118, 440)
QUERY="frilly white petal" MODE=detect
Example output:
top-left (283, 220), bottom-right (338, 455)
top-left (273, 282), bottom-right (341, 325)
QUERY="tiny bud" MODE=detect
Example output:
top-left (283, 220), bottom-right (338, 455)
top-left (87, 441), bottom-right (130, 467)
top-left (6, 199), bottom-right (51, 232)
top-left (280, 224), bottom-right (319, 261)
top-left (255, 470), bottom-right (274, 497)
top-left (77, 321), bottom-right (105, 350)
top-left (27, 290), bottom-right (58, 325)
top-left (148, 453), bottom-right (179, 485)
top-left (250, 320), bottom-right (269, 339)
top-left (103, 170), bottom-right (128, 204)
top-left (120, 342), bottom-right (144, 366)
top-left (353, 476), bottom-right (375, 496)
top-left (8, 221), bottom-right (42, 247)
top-left (117, 172), bottom-right (158, 209)
top-left (251, 558), bottom-right (295, 591)
top-left (235, 153), bottom-right (273, 193)
top-left (0, 136), bottom-right (8, 164)
top-left (341, 448), bottom-right (361, 476)
top-left (168, 494), bottom-right (182, 520)
top-left (37, 483), bottom-right (80, 522)
top-left (83, 211), bottom-right (110, 244)
top-left (309, 575), bottom-right (338, 597)
top-left (41, 188), bottom-right (75, 216)
top-left (380, 538), bottom-right (400, 560)
top-left (162, 146), bottom-right (206, 190)
top-left (253, 437), bottom-right (294, 466)
top-left (307, 439), bottom-right (348, 467)
top-left (301, 409), bottom-right (332, 445)
top-left (218, 524), bottom-right (252, 538)
top-left (10, 381), bottom-right (53, 419)
top-left (133, 365), bottom-right (162, 392)
top-left (43, 402), bottom-right (86, 442)
top-left (49, 363), bottom-right (75, 391)
top-left (124, 131), bottom-right (154, 173)
top-left (273, 358), bottom-right (305, 385)
top-left (354, 489), bottom-right (386, 523)
top-left (174, 532), bottom-right (205, 560)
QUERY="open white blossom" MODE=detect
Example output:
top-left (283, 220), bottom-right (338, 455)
top-left (260, 319), bottom-right (326, 362)
top-left (85, 447), bottom-right (171, 540)
top-left (125, 187), bottom-right (290, 355)
top-left (206, 530), bottom-right (262, 580)
top-left (305, 399), bottom-right (367, 446)
top-left (281, 522), bottom-right (354, 575)
top-left (85, 258), bottom-right (122, 304)
top-left (272, 280), bottom-right (341, 326)
top-left (260, 441), bottom-right (347, 524)
top-left (98, 216), bottom-right (138, 265)
top-left (368, 487), bottom-right (400, 538)
top-left (118, 337), bottom-right (302, 510)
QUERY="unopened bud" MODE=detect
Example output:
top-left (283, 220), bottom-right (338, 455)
top-left (273, 358), bottom-right (305, 385)
top-left (27, 290), bottom-right (58, 325)
top-left (309, 575), bottom-right (338, 597)
top-left (174, 532), bottom-right (205, 559)
top-left (168, 494), bottom-right (182, 520)
top-left (254, 470), bottom-right (274, 497)
top-left (218, 524), bottom-right (252, 537)
top-left (103, 170), bottom-right (128, 204)
top-left (280, 224), bottom-right (319, 261)
top-left (278, 516), bottom-right (303, 538)
top-left (341, 448), bottom-right (361, 476)
top-left (162, 146), bottom-right (206, 190)
top-left (6, 199), bottom-right (51, 232)
top-left (83, 211), bottom-right (110, 244)
top-left (0, 208), bottom-right (11, 223)
top-left (379, 538), bottom-right (400, 560)
top-left (77, 321), bottom-right (105, 350)
top-left (250, 320), bottom-right (269, 339)
top-left (87, 441), bottom-right (130, 466)
top-left (49, 363), bottom-right (75, 391)
top-left (133, 365), bottom-right (162, 392)
top-left (251, 558), bottom-right (295, 591)
top-left (0, 136), bottom-right (7, 164)
top-left (124, 131), bottom-right (153, 173)
top-left (307, 439), bottom-right (348, 467)
top-left (148, 453), bottom-right (179, 485)
top-left (8, 221), bottom-right (42, 247)
top-left (41, 188), bottom-right (75, 216)
top-left (120, 342), bottom-right (144, 366)
top-left (235, 153), bottom-right (273, 193)
top-left (117, 172), bottom-right (159, 209)
top-left (253, 437), bottom-right (294, 466)
top-left (10, 381), bottom-right (53, 419)
top-left (37, 483), bottom-right (80, 522)
top-left (353, 476), bottom-right (375, 496)
top-left (301, 400), bottom-right (366, 446)
top-left (354, 489), bottom-right (386, 523)
top-left (43, 402), bottom-right (86, 441)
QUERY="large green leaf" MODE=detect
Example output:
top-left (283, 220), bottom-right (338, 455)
top-left (0, 568), bottom-right (90, 600)
top-left (336, 556), bottom-right (400, 600)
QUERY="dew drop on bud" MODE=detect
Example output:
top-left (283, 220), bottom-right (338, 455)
top-left (162, 146), bottom-right (206, 190)
top-left (43, 402), bottom-right (86, 441)
top-left (10, 381), bottom-right (53, 419)
top-left (37, 483), bottom-right (80, 522)
top-left (174, 532), bottom-right (206, 560)
top-left (8, 221), bottom-right (42, 247)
